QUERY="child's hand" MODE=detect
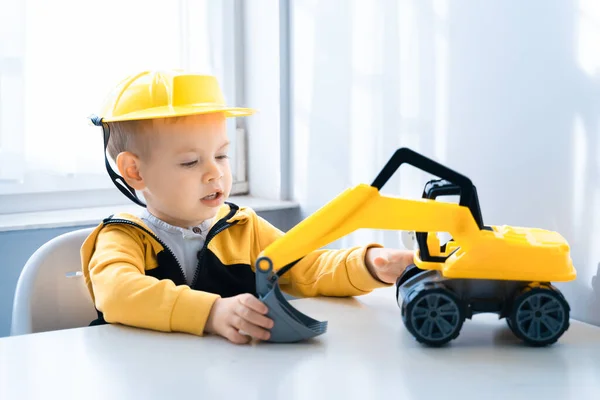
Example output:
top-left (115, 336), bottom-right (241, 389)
top-left (205, 293), bottom-right (274, 344)
top-left (365, 248), bottom-right (415, 284)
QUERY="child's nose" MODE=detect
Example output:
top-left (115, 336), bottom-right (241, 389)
top-left (204, 161), bottom-right (223, 182)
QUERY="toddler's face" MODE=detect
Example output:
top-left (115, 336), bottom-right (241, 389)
top-left (138, 113), bottom-right (232, 228)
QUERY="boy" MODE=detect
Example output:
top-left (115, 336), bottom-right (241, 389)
top-left (82, 70), bottom-right (414, 344)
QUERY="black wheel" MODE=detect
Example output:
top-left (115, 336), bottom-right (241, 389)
top-left (395, 264), bottom-right (426, 301)
top-left (403, 286), bottom-right (464, 346)
top-left (396, 264), bottom-right (426, 288)
top-left (506, 317), bottom-right (514, 331)
top-left (509, 286), bottom-right (570, 346)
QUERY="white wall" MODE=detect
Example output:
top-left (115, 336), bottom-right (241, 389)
top-left (291, 0), bottom-right (600, 326)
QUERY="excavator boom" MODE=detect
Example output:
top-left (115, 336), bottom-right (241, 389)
top-left (259, 183), bottom-right (481, 272)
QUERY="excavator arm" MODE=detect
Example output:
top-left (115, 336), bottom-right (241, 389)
top-left (256, 184), bottom-right (480, 274)
top-left (256, 148), bottom-right (483, 275)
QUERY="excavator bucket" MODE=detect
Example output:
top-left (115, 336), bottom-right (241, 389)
top-left (255, 257), bottom-right (328, 343)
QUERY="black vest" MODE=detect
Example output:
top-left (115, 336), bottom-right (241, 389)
top-left (90, 202), bottom-right (256, 326)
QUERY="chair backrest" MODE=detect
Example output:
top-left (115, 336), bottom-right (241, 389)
top-left (10, 227), bottom-right (98, 336)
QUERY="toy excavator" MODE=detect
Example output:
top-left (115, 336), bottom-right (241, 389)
top-left (255, 148), bottom-right (576, 346)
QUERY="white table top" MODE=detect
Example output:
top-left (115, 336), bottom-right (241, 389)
top-left (2, 287), bottom-right (600, 400)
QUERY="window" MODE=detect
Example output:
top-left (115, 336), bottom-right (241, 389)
top-left (0, 0), bottom-right (248, 214)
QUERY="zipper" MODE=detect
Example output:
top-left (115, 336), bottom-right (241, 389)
top-left (191, 218), bottom-right (238, 288)
top-left (104, 202), bottom-right (241, 289)
top-left (103, 218), bottom-right (187, 284)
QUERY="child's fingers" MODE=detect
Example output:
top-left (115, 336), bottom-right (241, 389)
top-left (224, 327), bottom-right (252, 344)
top-left (239, 293), bottom-right (269, 314)
top-left (388, 250), bottom-right (413, 265)
top-left (373, 255), bottom-right (388, 268)
top-left (233, 316), bottom-right (271, 341)
top-left (235, 303), bottom-right (274, 330)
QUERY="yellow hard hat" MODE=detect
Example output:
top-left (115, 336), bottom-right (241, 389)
top-left (92, 70), bottom-right (255, 124)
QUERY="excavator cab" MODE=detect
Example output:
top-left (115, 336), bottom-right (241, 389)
top-left (416, 178), bottom-right (493, 261)
top-left (418, 180), bottom-right (481, 261)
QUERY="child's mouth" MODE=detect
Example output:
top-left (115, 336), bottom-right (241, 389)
top-left (201, 191), bottom-right (223, 206)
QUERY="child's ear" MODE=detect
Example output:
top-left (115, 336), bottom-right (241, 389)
top-left (116, 151), bottom-right (146, 190)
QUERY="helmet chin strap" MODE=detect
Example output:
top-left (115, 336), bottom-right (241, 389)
top-left (90, 115), bottom-right (147, 208)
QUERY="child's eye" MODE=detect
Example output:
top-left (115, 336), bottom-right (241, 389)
top-left (216, 155), bottom-right (229, 160)
top-left (180, 160), bottom-right (198, 167)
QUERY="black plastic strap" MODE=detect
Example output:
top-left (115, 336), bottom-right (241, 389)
top-left (91, 116), bottom-right (146, 208)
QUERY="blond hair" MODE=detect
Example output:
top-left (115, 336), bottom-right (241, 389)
top-left (106, 114), bottom-right (216, 160)
top-left (106, 120), bottom-right (150, 161)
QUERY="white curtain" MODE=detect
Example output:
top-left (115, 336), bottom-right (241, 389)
top-left (291, 0), bottom-right (600, 324)
top-left (293, 0), bottom-right (451, 250)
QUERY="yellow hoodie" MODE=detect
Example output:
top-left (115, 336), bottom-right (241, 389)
top-left (81, 202), bottom-right (388, 336)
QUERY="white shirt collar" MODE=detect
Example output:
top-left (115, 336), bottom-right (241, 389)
top-left (140, 209), bottom-right (214, 239)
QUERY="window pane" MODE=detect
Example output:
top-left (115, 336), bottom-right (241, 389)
top-left (0, 0), bottom-right (25, 182)
top-left (0, 0), bottom-right (244, 201)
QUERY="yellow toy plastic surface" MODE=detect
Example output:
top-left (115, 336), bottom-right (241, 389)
top-left (95, 70), bottom-right (255, 123)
